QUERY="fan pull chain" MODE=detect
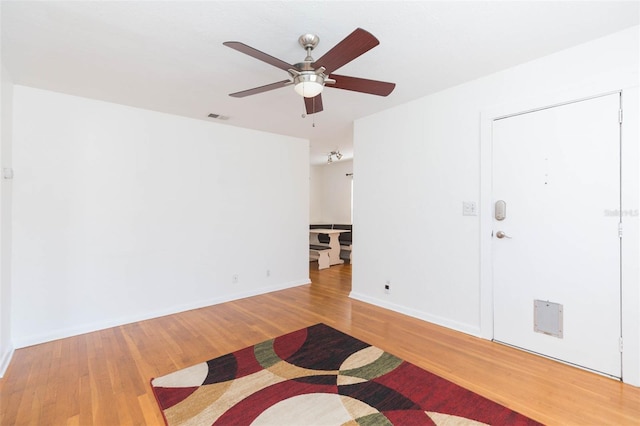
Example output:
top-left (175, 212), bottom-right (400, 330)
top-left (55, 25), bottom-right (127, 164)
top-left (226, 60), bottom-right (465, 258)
top-left (301, 100), bottom-right (317, 127)
top-left (312, 97), bottom-right (316, 127)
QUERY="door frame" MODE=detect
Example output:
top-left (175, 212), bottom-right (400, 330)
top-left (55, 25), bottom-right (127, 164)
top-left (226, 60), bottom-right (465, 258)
top-left (479, 82), bottom-right (640, 385)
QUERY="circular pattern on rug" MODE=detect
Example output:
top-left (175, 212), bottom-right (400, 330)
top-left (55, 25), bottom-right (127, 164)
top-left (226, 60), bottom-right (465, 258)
top-left (251, 394), bottom-right (378, 425)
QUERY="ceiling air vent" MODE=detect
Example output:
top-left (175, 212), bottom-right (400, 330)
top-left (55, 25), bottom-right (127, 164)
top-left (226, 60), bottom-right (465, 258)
top-left (208, 113), bottom-right (229, 120)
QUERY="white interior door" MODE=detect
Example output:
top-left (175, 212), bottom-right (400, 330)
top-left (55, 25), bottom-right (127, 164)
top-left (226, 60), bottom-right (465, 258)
top-left (492, 93), bottom-right (621, 378)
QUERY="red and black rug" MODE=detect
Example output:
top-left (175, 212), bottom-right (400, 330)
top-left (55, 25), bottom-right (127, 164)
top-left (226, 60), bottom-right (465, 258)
top-left (151, 323), bottom-right (541, 425)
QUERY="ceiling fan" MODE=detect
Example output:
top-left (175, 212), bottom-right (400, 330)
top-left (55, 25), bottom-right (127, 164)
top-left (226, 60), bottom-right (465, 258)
top-left (223, 28), bottom-right (396, 115)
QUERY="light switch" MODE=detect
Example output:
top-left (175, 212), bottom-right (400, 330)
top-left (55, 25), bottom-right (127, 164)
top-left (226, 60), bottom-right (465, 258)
top-left (463, 201), bottom-right (477, 216)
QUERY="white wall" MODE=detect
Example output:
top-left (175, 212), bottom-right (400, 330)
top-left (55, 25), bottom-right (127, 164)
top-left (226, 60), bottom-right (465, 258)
top-left (353, 26), bottom-right (639, 385)
top-left (0, 64), bottom-right (14, 376)
top-left (309, 165), bottom-right (324, 224)
top-left (11, 86), bottom-right (310, 347)
top-left (309, 159), bottom-right (353, 224)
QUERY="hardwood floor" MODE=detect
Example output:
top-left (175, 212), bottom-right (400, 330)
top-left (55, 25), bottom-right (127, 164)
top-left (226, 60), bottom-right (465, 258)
top-left (1, 262), bottom-right (639, 425)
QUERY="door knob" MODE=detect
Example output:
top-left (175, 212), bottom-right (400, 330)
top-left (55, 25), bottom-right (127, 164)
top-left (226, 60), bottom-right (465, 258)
top-left (496, 231), bottom-right (511, 239)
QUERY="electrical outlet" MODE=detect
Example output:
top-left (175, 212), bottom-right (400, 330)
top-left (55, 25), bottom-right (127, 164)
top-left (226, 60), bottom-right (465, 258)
top-left (266, 269), bottom-right (271, 277)
top-left (384, 280), bottom-right (391, 294)
top-left (232, 274), bottom-right (239, 284)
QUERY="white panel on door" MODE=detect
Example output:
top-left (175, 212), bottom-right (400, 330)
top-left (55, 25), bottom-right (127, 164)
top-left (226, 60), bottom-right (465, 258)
top-left (492, 93), bottom-right (621, 378)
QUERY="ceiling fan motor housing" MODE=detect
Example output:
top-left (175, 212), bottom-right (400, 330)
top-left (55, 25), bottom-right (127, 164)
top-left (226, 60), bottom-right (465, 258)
top-left (298, 34), bottom-right (320, 51)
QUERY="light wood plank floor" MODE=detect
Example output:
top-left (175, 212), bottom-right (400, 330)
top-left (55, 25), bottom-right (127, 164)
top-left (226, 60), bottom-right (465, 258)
top-left (1, 262), bottom-right (639, 425)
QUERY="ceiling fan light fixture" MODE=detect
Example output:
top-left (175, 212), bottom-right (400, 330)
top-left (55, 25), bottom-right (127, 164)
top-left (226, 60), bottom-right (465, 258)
top-left (293, 73), bottom-right (324, 98)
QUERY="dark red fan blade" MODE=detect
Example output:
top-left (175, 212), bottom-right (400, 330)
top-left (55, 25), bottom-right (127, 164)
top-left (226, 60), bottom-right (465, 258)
top-left (312, 28), bottom-right (379, 74)
top-left (330, 74), bottom-right (395, 96)
top-left (229, 80), bottom-right (292, 98)
top-left (304, 94), bottom-right (324, 115)
top-left (223, 41), bottom-right (293, 71)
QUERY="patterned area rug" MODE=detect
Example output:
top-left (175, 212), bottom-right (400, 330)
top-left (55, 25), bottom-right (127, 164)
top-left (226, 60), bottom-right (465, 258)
top-left (151, 323), bottom-right (541, 425)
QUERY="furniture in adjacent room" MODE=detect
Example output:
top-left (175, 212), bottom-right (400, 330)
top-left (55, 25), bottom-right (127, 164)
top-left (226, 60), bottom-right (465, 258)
top-left (309, 228), bottom-right (348, 266)
top-left (309, 224), bottom-right (352, 266)
top-left (309, 245), bottom-right (331, 269)
top-left (333, 224), bottom-right (352, 262)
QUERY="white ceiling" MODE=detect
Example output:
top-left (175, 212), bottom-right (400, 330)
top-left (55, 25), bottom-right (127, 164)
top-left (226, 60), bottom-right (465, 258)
top-left (2, 1), bottom-right (638, 164)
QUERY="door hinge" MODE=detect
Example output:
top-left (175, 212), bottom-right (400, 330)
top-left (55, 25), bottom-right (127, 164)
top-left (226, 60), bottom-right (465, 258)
top-left (619, 337), bottom-right (623, 353)
top-left (619, 109), bottom-right (623, 124)
top-left (618, 222), bottom-right (623, 238)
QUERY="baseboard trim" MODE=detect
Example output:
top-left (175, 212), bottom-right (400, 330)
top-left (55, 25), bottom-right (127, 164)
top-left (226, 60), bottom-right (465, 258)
top-left (0, 345), bottom-right (15, 378)
top-left (13, 278), bottom-right (310, 349)
top-left (349, 291), bottom-right (482, 338)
